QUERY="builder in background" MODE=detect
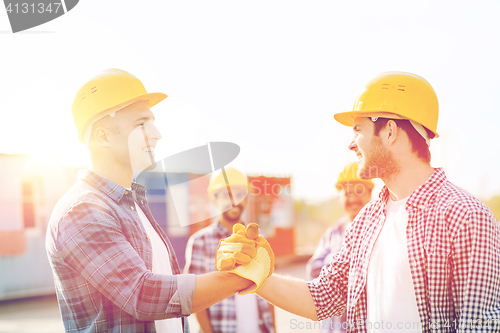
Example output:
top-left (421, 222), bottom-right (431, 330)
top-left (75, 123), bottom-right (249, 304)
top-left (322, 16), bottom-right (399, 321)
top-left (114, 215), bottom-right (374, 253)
top-left (184, 168), bottom-right (275, 333)
top-left (306, 162), bottom-right (373, 333)
top-left (46, 69), bottom-right (256, 333)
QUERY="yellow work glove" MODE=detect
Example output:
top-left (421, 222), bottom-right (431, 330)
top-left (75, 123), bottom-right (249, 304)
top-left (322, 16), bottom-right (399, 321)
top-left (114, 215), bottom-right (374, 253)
top-left (215, 223), bottom-right (257, 271)
top-left (216, 223), bottom-right (275, 295)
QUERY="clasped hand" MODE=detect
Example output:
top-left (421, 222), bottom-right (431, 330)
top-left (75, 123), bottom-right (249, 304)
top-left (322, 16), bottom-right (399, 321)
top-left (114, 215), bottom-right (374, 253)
top-left (215, 223), bottom-right (275, 294)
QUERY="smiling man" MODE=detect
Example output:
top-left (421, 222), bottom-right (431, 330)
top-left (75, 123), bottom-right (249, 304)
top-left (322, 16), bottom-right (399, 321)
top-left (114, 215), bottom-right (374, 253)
top-left (45, 69), bottom-right (255, 333)
top-left (215, 72), bottom-right (500, 333)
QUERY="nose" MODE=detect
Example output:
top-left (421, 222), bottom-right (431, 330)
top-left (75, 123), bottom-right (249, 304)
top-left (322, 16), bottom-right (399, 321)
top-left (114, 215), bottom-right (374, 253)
top-left (144, 121), bottom-right (162, 142)
top-left (348, 138), bottom-right (357, 151)
top-left (140, 121), bottom-right (162, 147)
top-left (150, 122), bottom-right (162, 141)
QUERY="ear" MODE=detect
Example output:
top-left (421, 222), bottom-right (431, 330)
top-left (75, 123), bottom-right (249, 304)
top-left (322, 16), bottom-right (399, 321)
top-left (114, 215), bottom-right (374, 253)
top-left (94, 127), bottom-right (113, 147)
top-left (384, 120), bottom-right (399, 145)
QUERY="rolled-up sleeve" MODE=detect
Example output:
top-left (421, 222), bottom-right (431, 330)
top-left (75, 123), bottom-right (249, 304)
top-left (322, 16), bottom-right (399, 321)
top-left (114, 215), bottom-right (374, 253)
top-left (166, 273), bottom-right (195, 317)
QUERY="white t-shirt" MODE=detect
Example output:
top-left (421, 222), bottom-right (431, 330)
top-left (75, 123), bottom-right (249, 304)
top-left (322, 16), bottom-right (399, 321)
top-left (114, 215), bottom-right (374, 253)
top-left (366, 197), bottom-right (421, 333)
top-left (235, 293), bottom-right (261, 333)
top-left (135, 202), bottom-right (183, 333)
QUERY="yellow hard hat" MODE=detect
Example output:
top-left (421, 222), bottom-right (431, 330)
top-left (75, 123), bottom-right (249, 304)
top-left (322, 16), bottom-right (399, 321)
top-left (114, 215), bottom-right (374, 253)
top-left (208, 168), bottom-right (248, 199)
top-left (335, 162), bottom-right (374, 191)
top-left (72, 69), bottom-right (168, 143)
top-left (334, 72), bottom-right (439, 139)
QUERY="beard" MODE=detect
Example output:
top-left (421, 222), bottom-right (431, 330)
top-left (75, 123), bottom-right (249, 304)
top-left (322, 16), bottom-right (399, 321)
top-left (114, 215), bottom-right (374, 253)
top-left (346, 199), bottom-right (364, 210)
top-left (222, 204), bottom-right (244, 223)
top-left (358, 136), bottom-right (399, 181)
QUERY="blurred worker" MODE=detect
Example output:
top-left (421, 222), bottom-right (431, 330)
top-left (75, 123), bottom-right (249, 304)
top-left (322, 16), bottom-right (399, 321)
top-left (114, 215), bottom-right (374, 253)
top-left (184, 168), bottom-right (275, 333)
top-left (214, 72), bottom-right (500, 333)
top-left (45, 69), bottom-right (255, 333)
top-left (306, 162), bottom-right (373, 332)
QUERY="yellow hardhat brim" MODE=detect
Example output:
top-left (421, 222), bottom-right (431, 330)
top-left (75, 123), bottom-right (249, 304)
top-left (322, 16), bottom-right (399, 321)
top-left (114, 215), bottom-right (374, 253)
top-left (333, 110), bottom-right (439, 138)
top-left (78, 92), bottom-right (167, 143)
top-left (335, 180), bottom-right (374, 191)
top-left (333, 111), bottom-right (357, 127)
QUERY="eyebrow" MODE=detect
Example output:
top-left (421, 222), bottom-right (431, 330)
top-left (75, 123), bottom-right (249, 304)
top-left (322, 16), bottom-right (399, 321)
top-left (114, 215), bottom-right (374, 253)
top-left (134, 116), bottom-right (155, 123)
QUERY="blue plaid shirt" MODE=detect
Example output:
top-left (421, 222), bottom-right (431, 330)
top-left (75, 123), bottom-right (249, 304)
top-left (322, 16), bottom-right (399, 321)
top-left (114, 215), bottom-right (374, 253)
top-left (184, 221), bottom-right (275, 333)
top-left (46, 170), bottom-right (194, 333)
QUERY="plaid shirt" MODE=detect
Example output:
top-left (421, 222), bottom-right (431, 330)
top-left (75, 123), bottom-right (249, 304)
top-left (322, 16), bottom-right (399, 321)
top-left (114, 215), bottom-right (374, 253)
top-left (46, 170), bottom-right (194, 333)
top-left (308, 168), bottom-right (500, 333)
top-left (184, 221), bottom-right (275, 333)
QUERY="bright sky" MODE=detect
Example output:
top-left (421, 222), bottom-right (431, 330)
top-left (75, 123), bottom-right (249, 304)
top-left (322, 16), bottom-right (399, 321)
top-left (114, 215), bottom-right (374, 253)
top-left (1, 0), bottom-right (499, 202)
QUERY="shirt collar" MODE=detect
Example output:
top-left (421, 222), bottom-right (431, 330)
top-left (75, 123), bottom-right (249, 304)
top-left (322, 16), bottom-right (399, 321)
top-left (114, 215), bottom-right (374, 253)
top-left (214, 220), bottom-right (232, 238)
top-left (378, 167), bottom-right (447, 210)
top-left (78, 169), bottom-right (147, 203)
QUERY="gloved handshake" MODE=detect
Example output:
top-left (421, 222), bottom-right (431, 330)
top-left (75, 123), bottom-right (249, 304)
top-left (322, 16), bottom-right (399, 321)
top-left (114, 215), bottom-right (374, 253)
top-left (215, 223), bottom-right (275, 295)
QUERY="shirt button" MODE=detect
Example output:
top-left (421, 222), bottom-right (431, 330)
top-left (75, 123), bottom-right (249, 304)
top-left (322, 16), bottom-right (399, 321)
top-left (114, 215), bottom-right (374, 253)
top-left (124, 191), bottom-right (128, 194)
top-left (146, 235), bottom-right (150, 239)
top-left (130, 206), bottom-right (135, 210)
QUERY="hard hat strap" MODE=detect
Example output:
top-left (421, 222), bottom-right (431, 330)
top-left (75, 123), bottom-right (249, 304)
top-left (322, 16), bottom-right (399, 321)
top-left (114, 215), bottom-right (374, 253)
top-left (408, 120), bottom-right (430, 147)
top-left (365, 112), bottom-right (430, 146)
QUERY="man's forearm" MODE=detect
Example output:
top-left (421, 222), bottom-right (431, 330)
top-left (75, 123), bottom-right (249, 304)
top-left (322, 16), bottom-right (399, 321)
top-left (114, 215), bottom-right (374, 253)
top-left (257, 274), bottom-right (318, 321)
top-left (192, 271), bottom-right (252, 313)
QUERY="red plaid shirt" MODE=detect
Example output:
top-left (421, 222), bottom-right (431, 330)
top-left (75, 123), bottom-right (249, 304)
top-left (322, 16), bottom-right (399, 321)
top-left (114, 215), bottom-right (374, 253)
top-left (308, 168), bottom-right (500, 332)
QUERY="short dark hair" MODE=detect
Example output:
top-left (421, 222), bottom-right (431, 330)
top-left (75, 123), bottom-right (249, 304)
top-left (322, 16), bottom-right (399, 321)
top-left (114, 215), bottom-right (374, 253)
top-left (372, 118), bottom-right (434, 163)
